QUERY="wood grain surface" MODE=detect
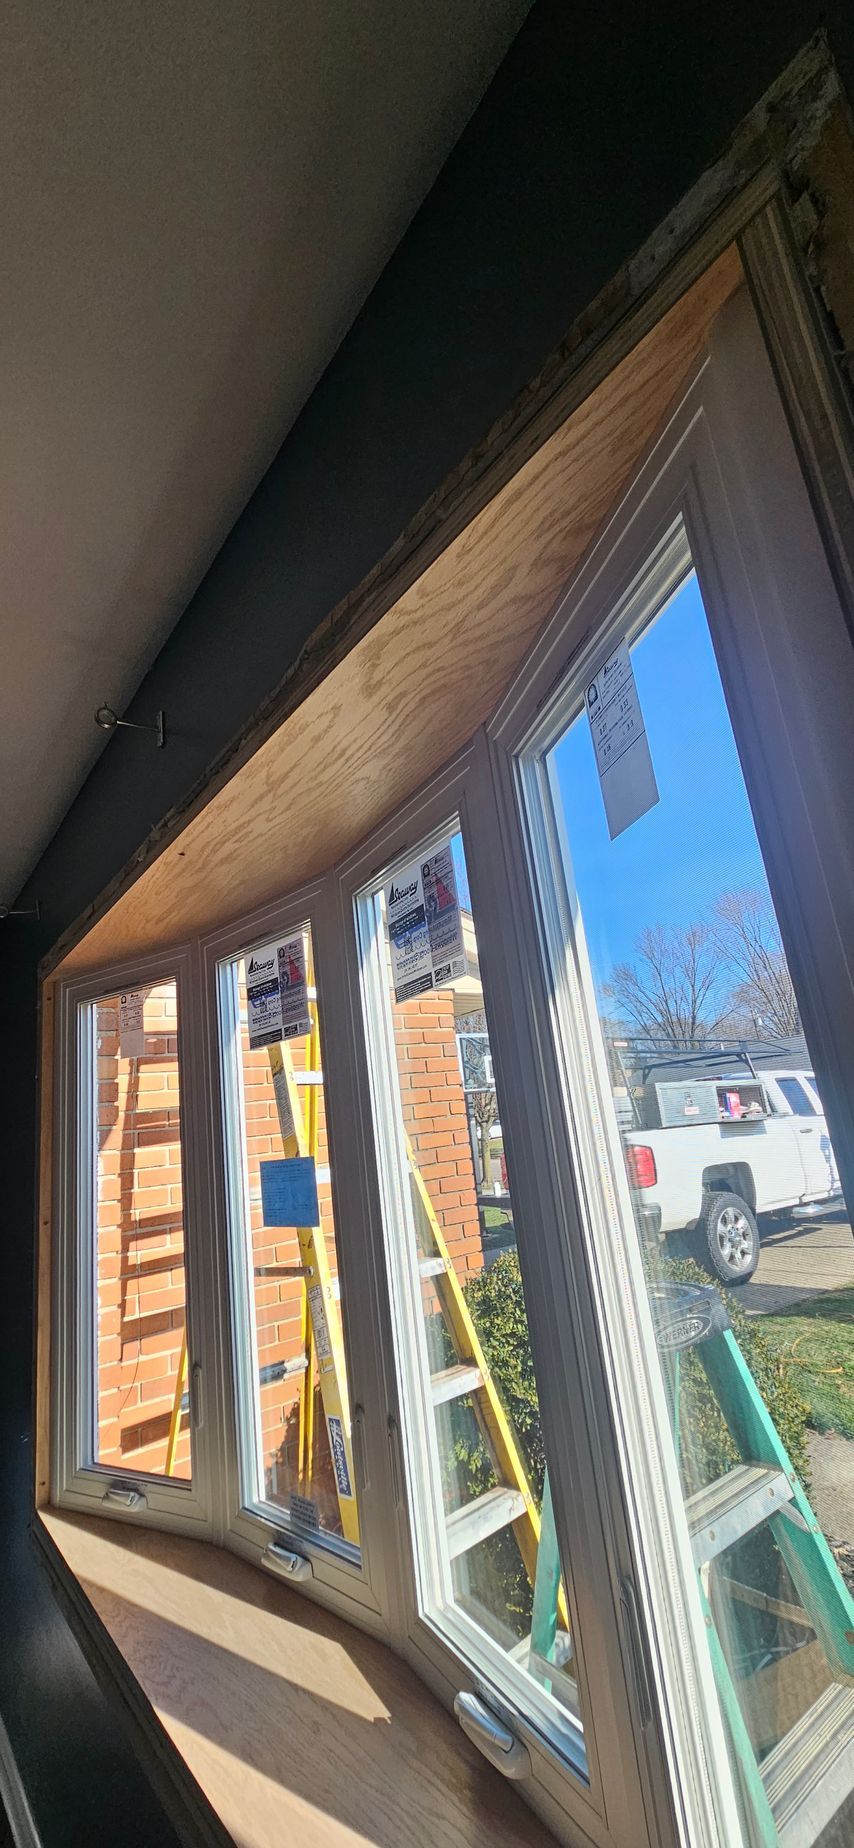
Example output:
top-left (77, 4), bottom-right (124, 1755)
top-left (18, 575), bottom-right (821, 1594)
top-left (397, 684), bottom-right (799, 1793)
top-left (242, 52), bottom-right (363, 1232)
top-left (56, 250), bottom-right (742, 976)
top-left (42, 1508), bottom-right (556, 1848)
top-left (35, 980), bottom-right (55, 1507)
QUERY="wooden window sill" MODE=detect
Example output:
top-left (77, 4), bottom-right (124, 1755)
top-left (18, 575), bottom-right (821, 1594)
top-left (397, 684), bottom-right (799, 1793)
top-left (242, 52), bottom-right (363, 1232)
top-left (38, 1508), bottom-right (554, 1848)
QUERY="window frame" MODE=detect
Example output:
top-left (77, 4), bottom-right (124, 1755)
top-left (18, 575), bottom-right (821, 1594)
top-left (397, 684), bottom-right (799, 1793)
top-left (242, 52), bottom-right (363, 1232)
top-left (486, 291), bottom-right (854, 1848)
top-left (52, 944), bottom-right (213, 1530)
top-left (337, 745), bottom-right (661, 1848)
top-left (199, 878), bottom-right (396, 1633)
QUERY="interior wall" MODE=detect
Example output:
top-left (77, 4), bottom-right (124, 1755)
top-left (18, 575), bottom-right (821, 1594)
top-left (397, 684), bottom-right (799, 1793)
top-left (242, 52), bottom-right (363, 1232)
top-left (4, 3), bottom-right (854, 1840)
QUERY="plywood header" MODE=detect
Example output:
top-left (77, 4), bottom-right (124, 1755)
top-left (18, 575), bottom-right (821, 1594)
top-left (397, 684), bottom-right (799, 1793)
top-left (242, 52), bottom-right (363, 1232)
top-left (56, 248), bottom-right (743, 976)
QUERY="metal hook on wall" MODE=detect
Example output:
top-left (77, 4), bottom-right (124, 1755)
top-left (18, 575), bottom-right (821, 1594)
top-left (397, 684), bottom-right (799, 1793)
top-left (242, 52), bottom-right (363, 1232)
top-left (95, 703), bottom-right (166, 748)
top-left (0, 900), bottom-right (40, 921)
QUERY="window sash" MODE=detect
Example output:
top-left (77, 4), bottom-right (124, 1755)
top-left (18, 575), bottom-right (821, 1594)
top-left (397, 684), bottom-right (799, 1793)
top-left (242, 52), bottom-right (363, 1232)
top-left (52, 946), bottom-right (211, 1529)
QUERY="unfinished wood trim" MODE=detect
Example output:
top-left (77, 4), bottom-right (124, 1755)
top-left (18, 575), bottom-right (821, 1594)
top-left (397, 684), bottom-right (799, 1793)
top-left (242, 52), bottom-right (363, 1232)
top-left (39, 1507), bottom-right (555, 1848)
top-left (34, 1513), bottom-right (232, 1848)
top-left (34, 977), bottom-right (55, 1509)
top-left (52, 249), bottom-right (744, 975)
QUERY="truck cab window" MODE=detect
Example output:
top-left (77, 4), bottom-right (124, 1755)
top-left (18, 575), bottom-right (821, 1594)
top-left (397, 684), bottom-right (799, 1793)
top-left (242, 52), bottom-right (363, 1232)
top-left (776, 1076), bottom-right (816, 1117)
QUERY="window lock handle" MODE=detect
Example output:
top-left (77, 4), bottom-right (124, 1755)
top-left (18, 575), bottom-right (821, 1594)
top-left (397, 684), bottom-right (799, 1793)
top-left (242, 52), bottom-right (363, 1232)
top-left (454, 1692), bottom-right (531, 1780)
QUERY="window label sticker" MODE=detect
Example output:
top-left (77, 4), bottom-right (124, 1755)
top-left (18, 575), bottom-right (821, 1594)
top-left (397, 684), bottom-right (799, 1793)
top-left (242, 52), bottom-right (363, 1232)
top-left (388, 839), bottom-right (465, 1002)
top-left (586, 639), bottom-right (659, 839)
top-left (246, 934), bottom-right (310, 1047)
top-left (387, 866), bottom-right (432, 1001)
top-left (119, 989), bottom-right (147, 1059)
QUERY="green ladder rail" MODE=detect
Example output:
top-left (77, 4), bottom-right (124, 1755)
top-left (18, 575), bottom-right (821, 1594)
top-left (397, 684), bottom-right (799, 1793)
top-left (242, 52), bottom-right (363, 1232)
top-left (533, 1281), bottom-right (854, 1843)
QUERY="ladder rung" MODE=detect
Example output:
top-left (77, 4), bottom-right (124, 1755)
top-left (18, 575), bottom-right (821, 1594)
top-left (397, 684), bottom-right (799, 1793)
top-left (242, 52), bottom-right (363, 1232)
top-left (431, 1363), bottom-right (483, 1406)
top-left (446, 1486), bottom-right (527, 1559)
top-left (419, 1256), bottom-right (446, 1277)
top-left (687, 1464), bottom-right (793, 1569)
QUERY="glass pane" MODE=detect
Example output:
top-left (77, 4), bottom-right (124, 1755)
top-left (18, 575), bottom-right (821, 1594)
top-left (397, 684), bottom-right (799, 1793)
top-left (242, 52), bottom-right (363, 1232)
top-left (92, 979), bottom-right (191, 1479)
top-left (547, 559), bottom-right (854, 1842)
top-left (361, 833), bottom-right (582, 1748)
top-left (222, 923), bottom-right (359, 1550)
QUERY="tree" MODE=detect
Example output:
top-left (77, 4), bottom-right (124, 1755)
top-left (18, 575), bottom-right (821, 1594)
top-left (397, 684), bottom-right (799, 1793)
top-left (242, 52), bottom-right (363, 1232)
top-left (713, 889), bottom-right (801, 1038)
top-left (604, 922), bottom-right (727, 1048)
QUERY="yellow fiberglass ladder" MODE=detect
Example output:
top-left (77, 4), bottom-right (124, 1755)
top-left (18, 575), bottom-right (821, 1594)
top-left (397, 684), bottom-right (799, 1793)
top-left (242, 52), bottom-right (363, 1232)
top-left (165, 989), bottom-right (564, 1654)
top-left (406, 1132), bottom-right (569, 1637)
top-left (264, 998), bottom-right (360, 1546)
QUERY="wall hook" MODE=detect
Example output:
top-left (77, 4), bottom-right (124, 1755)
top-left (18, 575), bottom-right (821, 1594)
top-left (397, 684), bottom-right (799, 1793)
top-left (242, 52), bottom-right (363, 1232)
top-left (95, 703), bottom-right (166, 748)
top-left (0, 900), bottom-right (40, 921)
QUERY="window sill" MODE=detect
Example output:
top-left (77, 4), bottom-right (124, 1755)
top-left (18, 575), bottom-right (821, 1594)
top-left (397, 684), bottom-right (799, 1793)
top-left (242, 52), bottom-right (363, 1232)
top-left (36, 1508), bottom-right (553, 1848)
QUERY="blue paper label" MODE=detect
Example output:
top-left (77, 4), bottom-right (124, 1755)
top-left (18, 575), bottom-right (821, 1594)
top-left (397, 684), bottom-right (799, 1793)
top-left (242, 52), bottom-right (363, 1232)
top-left (260, 1156), bottom-right (319, 1228)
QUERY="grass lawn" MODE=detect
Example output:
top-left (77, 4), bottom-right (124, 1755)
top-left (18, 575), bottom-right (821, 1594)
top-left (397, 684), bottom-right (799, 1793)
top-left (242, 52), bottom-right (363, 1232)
top-left (482, 1205), bottom-right (512, 1230)
top-left (759, 1286), bottom-right (854, 1442)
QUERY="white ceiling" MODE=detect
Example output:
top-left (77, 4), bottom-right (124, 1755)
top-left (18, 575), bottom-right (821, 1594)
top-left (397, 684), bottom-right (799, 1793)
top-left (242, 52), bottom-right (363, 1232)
top-left (0, 0), bottom-right (529, 904)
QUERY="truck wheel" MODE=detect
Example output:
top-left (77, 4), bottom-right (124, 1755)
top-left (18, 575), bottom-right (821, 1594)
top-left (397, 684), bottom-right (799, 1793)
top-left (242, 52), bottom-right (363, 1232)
top-left (695, 1191), bottom-right (759, 1284)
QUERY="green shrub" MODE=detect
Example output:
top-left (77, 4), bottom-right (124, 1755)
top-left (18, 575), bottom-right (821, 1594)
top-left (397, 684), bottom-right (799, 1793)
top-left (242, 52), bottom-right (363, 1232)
top-left (464, 1251), bottom-right (546, 1496)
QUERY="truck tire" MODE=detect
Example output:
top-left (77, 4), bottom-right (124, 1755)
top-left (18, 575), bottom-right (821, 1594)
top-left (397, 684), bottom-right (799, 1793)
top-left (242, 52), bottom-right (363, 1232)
top-left (694, 1190), bottom-right (759, 1284)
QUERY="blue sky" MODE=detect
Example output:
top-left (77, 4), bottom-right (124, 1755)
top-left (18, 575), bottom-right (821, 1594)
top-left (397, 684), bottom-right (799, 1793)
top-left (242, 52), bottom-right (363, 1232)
top-left (452, 572), bottom-right (771, 996)
top-left (550, 572), bottom-right (769, 992)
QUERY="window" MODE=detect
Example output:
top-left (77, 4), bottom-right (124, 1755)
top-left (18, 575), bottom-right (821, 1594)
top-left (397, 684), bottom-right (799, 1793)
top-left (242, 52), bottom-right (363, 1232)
top-left (532, 543), bottom-right (854, 1842)
top-left (91, 980), bottom-right (190, 1479)
top-left (217, 917), bottom-right (360, 1559)
top-left (54, 950), bottom-right (209, 1525)
top-left (351, 813), bottom-right (603, 1828)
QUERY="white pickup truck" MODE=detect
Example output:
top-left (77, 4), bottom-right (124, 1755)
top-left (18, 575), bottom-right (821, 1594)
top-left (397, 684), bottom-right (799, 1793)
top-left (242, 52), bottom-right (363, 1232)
top-left (621, 1060), bottom-right (840, 1283)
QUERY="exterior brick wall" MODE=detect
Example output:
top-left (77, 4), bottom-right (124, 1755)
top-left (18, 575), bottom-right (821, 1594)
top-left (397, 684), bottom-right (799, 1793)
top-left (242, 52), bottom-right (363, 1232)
top-left (393, 986), bottom-right (483, 1277)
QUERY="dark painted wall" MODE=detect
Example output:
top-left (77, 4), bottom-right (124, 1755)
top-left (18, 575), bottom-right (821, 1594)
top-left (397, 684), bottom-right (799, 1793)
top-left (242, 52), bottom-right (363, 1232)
top-left (3, 2), bottom-right (854, 1838)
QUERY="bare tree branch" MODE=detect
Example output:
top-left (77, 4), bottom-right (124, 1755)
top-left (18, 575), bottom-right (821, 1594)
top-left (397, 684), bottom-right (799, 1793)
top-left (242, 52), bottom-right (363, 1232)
top-left (604, 921), bottom-right (728, 1047)
top-left (712, 889), bottom-right (800, 1037)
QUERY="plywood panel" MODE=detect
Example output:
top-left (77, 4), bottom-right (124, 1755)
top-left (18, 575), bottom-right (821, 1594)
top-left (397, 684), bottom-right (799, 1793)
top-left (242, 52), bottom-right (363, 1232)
top-left (58, 249), bottom-right (743, 975)
top-left (42, 1509), bottom-right (554, 1848)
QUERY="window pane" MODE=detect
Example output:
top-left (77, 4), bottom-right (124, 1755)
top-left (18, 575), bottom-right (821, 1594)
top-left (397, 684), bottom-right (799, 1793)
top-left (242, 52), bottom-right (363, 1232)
top-left (547, 560), bottom-right (854, 1843)
top-left (222, 924), bottom-right (359, 1549)
top-left (92, 980), bottom-right (190, 1479)
top-left (360, 833), bottom-right (582, 1753)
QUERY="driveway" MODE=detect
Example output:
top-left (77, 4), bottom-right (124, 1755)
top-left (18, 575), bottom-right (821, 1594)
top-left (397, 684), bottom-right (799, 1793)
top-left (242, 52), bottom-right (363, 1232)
top-left (740, 1207), bottom-right (854, 1316)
